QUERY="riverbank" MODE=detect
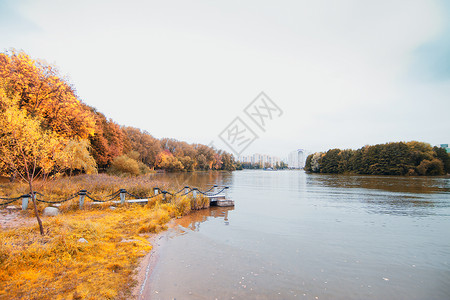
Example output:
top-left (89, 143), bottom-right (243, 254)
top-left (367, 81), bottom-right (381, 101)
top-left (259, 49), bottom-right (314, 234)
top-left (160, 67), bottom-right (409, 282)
top-left (0, 205), bottom-right (156, 299)
top-left (132, 220), bottom-right (177, 299)
top-left (0, 189), bottom-right (210, 299)
top-left (135, 206), bottom-right (235, 299)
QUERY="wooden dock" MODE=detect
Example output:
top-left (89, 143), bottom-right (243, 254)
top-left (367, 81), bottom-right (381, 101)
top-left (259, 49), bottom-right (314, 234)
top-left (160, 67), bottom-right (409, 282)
top-left (208, 193), bottom-right (234, 207)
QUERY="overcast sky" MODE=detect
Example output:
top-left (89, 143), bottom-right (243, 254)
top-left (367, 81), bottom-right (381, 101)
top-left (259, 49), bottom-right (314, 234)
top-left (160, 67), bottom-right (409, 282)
top-left (1, 0), bottom-right (449, 157)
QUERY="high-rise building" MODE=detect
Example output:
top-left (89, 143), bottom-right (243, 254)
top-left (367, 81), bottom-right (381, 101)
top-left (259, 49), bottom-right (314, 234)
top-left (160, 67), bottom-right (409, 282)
top-left (237, 153), bottom-right (282, 167)
top-left (288, 149), bottom-right (306, 169)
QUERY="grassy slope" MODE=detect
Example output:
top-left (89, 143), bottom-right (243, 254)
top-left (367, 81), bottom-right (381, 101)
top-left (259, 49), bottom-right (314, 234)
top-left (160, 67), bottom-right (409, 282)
top-left (0, 175), bottom-right (210, 299)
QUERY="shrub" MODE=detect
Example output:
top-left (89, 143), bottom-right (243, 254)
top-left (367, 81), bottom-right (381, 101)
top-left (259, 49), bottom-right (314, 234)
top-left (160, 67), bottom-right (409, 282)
top-left (417, 159), bottom-right (445, 176)
top-left (108, 155), bottom-right (140, 176)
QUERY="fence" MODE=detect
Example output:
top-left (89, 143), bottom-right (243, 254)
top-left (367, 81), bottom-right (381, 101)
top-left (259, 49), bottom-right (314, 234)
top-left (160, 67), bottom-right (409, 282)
top-left (0, 185), bottom-right (229, 210)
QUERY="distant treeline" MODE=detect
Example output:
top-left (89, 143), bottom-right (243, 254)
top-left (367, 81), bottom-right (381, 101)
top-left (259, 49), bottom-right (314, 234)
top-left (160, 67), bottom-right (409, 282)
top-left (305, 142), bottom-right (450, 176)
top-left (0, 50), bottom-right (239, 177)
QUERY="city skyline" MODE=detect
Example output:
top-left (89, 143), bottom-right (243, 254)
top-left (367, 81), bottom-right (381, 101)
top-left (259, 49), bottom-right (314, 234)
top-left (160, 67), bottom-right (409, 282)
top-left (238, 148), bottom-right (308, 168)
top-left (238, 153), bottom-right (283, 168)
top-left (238, 142), bottom-right (448, 168)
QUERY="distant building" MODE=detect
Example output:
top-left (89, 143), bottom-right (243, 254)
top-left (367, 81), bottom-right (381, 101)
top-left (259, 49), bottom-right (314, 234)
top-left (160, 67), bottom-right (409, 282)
top-left (441, 144), bottom-right (450, 153)
top-left (238, 153), bottom-right (282, 167)
top-left (238, 150), bottom-right (309, 168)
top-left (288, 149), bottom-right (306, 169)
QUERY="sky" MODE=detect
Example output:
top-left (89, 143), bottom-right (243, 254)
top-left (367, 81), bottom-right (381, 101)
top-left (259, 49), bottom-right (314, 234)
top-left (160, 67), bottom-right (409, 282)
top-left (1, 0), bottom-right (449, 158)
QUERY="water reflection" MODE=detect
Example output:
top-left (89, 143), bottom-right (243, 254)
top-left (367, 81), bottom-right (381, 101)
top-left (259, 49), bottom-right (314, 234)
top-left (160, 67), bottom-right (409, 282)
top-left (176, 207), bottom-right (235, 232)
top-left (307, 173), bottom-right (450, 194)
top-left (148, 170), bottom-right (450, 300)
top-left (150, 171), bottom-right (234, 190)
top-left (304, 173), bottom-right (450, 217)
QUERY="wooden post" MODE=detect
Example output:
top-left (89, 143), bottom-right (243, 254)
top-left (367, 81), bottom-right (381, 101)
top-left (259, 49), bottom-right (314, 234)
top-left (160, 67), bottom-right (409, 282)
top-left (120, 189), bottom-right (126, 204)
top-left (79, 190), bottom-right (86, 209)
top-left (213, 185), bottom-right (218, 194)
top-left (192, 188), bottom-right (198, 199)
top-left (153, 187), bottom-right (159, 196)
top-left (184, 186), bottom-right (190, 195)
top-left (224, 186), bottom-right (229, 199)
top-left (21, 194), bottom-right (30, 210)
top-left (162, 191), bottom-right (167, 202)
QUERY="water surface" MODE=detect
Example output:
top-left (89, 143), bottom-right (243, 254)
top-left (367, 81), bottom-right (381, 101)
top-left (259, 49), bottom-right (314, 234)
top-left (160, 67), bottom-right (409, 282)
top-left (148, 170), bottom-right (450, 299)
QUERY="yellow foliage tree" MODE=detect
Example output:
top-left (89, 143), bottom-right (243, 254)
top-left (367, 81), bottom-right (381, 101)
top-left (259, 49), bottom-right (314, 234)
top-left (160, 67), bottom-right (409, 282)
top-left (0, 50), bottom-right (96, 140)
top-left (55, 139), bottom-right (97, 176)
top-left (109, 155), bottom-right (141, 176)
top-left (155, 151), bottom-right (184, 172)
top-left (0, 86), bottom-right (66, 235)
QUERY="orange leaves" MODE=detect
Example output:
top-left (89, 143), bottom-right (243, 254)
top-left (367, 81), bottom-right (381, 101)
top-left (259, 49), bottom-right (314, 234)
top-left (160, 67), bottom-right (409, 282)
top-left (89, 111), bottom-right (126, 168)
top-left (0, 88), bottom-right (66, 180)
top-left (0, 50), bottom-right (240, 175)
top-left (0, 50), bottom-right (96, 140)
top-left (0, 50), bottom-right (101, 181)
top-left (155, 151), bottom-right (184, 172)
top-left (122, 126), bottom-right (161, 167)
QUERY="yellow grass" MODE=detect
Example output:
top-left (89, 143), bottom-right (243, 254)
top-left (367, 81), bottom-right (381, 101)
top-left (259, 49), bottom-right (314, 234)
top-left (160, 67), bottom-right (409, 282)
top-left (0, 173), bottom-right (168, 204)
top-left (0, 174), bottom-right (211, 300)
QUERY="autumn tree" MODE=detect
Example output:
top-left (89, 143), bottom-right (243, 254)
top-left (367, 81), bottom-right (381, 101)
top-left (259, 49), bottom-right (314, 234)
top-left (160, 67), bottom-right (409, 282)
top-left (406, 141), bottom-right (434, 166)
top-left (0, 50), bottom-right (96, 140)
top-left (89, 109), bottom-right (126, 169)
top-left (212, 152), bottom-right (223, 170)
top-left (220, 152), bottom-right (237, 171)
top-left (55, 139), bottom-right (97, 176)
top-left (122, 126), bottom-right (161, 168)
top-left (194, 144), bottom-right (216, 170)
top-left (305, 141), bottom-right (448, 176)
top-left (196, 154), bottom-right (209, 170)
top-left (416, 159), bottom-right (445, 176)
top-left (320, 149), bottom-right (341, 173)
top-left (0, 53), bottom-right (98, 235)
top-left (88, 111), bottom-right (111, 168)
top-left (304, 154), bottom-right (313, 172)
top-left (433, 146), bottom-right (450, 174)
top-left (0, 50), bottom-right (244, 177)
top-left (155, 151), bottom-right (184, 172)
top-left (178, 156), bottom-right (195, 171)
top-left (0, 88), bottom-right (65, 235)
top-left (160, 138), bottom-right (179, 154)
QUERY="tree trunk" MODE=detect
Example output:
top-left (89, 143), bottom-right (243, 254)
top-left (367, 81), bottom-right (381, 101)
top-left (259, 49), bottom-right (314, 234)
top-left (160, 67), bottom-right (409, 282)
top-left (29, 182), bottom-right (44, 235)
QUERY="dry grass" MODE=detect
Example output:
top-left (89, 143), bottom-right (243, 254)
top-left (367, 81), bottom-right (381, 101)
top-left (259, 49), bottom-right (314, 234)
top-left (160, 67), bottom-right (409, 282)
top-left (0, 173), bottom-right (168, 202)
top-left (0, 174), bottom-right (211, 300)
top-left (1, 173), bottom-right (177, 213)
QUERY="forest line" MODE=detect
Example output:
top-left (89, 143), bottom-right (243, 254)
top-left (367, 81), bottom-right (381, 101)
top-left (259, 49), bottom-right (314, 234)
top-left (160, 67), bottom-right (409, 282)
top-left (305, 141), bottom-right (450, 176)
top-left (0, 50), bottom-right (239, 180)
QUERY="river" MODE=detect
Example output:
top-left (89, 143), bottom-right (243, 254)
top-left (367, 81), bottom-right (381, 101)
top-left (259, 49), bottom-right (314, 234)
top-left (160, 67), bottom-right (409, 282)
top-left (143, 170), bottom-right (450, 299)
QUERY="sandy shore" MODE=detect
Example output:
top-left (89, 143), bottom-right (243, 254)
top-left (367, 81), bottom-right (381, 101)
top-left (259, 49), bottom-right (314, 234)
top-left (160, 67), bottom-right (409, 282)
top-left (132, 220), bottom-right (177, 299)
